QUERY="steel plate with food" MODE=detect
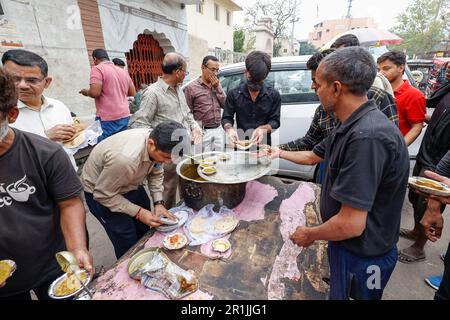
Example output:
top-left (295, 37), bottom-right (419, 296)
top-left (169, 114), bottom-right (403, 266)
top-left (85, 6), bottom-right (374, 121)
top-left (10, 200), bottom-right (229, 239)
top-left (212, 239), bottom-right (231, 253)
top-left (0, 260), bottom-right (16, 284)
top-left (48, 270), bottom-right (91, 299)
top-left (127, 248), bottom-right (198, 299)
top-left (163, 233), bottom-right (188, 250)
top-left (214, 215), bottom-right (239, 234)
top-left (156, 209), bottom-right (189, 233)
top-left (408, 176), bottom-right (450, 197)
top-left (236, 139), bottom-right (254, 150)
top-left (195, 151), bottom-right (271, 184)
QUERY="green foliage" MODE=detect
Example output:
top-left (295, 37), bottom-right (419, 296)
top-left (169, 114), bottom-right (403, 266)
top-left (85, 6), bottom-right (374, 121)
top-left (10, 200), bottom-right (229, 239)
top-left (233, 28), bottom-right (245, 53)
top-left (273, 40), bottom-right (282, 57)
top-left (390, 0), bottom-right (449, 56)
top-left (299, 42), bottom-right (318, 55)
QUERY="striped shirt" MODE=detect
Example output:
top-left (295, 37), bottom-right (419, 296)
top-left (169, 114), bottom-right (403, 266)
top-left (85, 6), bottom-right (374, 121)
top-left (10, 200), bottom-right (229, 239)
top-left (279, 86), bottom-right (398, 151)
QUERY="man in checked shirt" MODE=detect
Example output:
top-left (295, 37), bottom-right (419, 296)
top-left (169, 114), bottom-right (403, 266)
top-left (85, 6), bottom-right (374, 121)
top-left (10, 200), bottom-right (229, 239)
top-left (279, 49), bottom-right (398, 182)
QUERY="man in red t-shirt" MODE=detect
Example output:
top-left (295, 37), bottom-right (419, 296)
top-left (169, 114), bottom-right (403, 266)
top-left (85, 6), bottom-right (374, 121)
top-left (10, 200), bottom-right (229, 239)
top-left (378, 51), bottom-right (425, 146)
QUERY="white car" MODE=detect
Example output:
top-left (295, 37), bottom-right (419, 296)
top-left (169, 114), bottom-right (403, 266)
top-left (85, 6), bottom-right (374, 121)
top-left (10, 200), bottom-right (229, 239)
top-left (186, 55), bottom-right (421, 181)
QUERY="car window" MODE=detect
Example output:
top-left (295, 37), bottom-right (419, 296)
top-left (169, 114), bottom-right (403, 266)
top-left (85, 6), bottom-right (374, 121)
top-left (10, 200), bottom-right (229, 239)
top-left (220, 69), bottom-right (318, 104)
top-left (271, 69), bottom-right (318, 104)
top-left (219, 74), bottom-right (244, 92)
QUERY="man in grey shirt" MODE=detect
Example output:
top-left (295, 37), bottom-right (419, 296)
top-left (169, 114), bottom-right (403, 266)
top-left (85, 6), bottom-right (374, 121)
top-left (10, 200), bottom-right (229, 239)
top-left (129, 53), bottom-right (202, 209)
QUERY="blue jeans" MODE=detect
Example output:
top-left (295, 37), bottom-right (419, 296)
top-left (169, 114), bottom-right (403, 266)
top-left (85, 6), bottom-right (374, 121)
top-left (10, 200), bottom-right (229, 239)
top-left (96, 116), bottom-right (129, 143)
top-left (84, 186), bottom-right (150, 259)
top-left (328, 242), bottom-right (397, 300)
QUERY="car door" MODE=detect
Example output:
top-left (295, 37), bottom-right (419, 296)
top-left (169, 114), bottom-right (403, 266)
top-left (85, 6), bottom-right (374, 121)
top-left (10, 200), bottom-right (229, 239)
top-left (268, 67), bottom-right (319, 180)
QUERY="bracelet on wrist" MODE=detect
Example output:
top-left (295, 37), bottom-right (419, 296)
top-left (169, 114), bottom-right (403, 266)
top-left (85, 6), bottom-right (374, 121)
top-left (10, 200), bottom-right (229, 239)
top-left (135, 208), bottom-right (143, 220)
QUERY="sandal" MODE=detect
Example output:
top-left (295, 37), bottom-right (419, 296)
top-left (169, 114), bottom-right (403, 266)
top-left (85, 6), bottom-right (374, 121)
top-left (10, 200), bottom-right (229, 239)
top-left (398, 249), bottom-right (425, 264)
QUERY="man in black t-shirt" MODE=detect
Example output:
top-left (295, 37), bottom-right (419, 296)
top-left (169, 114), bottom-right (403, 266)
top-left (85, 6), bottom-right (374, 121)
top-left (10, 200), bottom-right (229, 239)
top-left (261, 48), bottom-right (409, 300)
top-left (0, 68), bottom-right (93, 300)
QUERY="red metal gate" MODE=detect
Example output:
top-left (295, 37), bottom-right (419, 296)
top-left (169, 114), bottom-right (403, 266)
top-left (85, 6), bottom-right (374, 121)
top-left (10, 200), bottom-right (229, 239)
top-left (126, 34), bottom-right (164, 88)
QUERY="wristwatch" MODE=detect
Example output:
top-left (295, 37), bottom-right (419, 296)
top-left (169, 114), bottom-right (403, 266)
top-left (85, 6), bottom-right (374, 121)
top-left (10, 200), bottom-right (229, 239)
top-left (154, 200), bottom-right (165, 207)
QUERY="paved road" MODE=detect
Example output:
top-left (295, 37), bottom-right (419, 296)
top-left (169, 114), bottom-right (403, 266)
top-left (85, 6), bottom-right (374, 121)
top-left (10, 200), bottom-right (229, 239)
top-left (85, 160), bottom-right (450, 300)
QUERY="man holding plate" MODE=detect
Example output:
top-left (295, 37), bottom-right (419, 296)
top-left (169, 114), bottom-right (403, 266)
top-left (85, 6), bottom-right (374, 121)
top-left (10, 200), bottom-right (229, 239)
top-left (222, 51), bottom-right (281, 147)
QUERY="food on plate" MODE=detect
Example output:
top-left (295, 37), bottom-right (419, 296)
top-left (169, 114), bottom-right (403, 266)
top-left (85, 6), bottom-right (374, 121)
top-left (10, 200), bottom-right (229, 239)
top-left (0, 260), bottom-right (16, 284)
top-left (163, 233), bottom-right (188, 250)
top-left (212, 239), bottom-right (231, 253)
top-left (236, 140), bottom-right (253, 150)
top-left (53, 272), bottom-right (88, 297)
top-left (201, 166), bottom-right (216, 175)
top-left (415, 179), bottom-right (444, 190)
top-left (63, 131), bottom-right (86, 149)
top-left (214, 216), bottom-right (239, 233)
top-left (178, 275), bottom-right (198, 293)
top-left (218, 153), bottom-right (231, 162)
top-left (189, 216), bottom-right (208, 234)
top-left (63, 118), bottom-right (87, 149)
top-left (200, 158), bottom-right (216, 167)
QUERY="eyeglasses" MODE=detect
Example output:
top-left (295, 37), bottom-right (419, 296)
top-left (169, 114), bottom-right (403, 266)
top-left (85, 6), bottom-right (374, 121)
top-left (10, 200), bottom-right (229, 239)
top-left (177, 68), bottom-right (189, 76)
top-left (204, 65), bottom-right (220, 73)
top-left (11, 76), bottom-right (45, 85)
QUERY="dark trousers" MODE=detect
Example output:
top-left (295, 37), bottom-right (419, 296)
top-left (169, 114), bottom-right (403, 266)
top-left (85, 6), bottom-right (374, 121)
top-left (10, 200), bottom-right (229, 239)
top-left (84, 186), bottom-right (150, 259)
top-left (0, 276), bottom-right (60, 300)
top-left (435, 242), bottom-right (450, 300)
top-left (328, 242), bottom-right (397, 300)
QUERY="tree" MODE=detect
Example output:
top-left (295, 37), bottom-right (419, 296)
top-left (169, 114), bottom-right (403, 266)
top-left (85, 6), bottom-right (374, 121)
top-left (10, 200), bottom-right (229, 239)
top-left (233, 28), bottom-right (245, 53)
top-left (244, 0), bottom-right (302, 57)
top-left (390, 0), bottom-right (450, 57)
top-left (299, 42), bottom-right (318, 55)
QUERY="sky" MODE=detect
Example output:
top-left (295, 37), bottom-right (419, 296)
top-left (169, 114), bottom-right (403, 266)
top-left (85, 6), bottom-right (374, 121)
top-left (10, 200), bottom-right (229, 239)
top-left (233, 0), bottom-right (414, 40)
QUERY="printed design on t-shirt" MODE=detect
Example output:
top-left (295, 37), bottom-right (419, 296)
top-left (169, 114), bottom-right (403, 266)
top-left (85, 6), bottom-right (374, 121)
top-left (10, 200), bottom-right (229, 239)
top-left (0, 175), bottom-right (36, 207)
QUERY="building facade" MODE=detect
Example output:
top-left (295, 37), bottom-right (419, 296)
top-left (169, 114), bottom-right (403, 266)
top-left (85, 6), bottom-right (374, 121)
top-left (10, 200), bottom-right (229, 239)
top-left (186, 0), bottom-right (241, 78)
top-left (0, 0), bottom-right (198, 121)
top-left (308, 17), bottom-right (377, 49)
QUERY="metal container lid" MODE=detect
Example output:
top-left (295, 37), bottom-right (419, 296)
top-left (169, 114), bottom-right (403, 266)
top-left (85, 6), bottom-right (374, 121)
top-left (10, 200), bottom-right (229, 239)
top-left (177, 151), bottom-right (271, 185)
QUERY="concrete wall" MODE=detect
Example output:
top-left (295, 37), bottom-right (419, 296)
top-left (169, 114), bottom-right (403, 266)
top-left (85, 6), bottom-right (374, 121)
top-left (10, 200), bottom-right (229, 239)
top-left (187, 34), bottom-right (209, 79)
top-left (97, 0), bottom-right (189, 63)
top-left (186, 0), bottom-right (236, 52)
top-left (308, 17), bottom-right (378, 48)
top-left (278, 37), bottom-right (300, 57)
top-left (0, 0), bottom-right (95, 121)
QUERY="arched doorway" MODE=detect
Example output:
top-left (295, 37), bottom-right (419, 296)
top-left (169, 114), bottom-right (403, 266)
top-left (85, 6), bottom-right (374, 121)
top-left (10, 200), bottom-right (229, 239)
top-left (125, 33), bottom-right (164, 88)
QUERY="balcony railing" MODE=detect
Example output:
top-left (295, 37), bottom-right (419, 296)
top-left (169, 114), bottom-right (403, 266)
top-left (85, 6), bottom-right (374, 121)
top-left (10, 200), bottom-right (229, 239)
top-left (208, 48), bottom-right (247, 65)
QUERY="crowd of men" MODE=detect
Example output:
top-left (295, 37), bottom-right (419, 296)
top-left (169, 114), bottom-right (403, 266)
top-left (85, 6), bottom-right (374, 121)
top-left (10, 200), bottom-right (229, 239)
top-left (0, 34), bottom-right (449, 300)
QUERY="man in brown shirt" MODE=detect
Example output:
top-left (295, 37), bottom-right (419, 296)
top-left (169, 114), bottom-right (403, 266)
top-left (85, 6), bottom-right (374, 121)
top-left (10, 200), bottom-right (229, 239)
top-left (81, 121), bottom-right (185, 258)
top-left (184, 56), bottom-right (226, 152)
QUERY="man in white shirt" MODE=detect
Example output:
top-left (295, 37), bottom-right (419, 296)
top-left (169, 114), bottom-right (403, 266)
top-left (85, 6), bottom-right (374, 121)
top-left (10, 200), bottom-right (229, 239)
top-left (1, 50), bottom-right (77, 169)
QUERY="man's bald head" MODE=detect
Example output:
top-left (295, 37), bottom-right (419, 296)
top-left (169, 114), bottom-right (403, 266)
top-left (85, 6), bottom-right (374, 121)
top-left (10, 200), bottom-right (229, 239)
top-left (162, 52), bottom-right (186, 74)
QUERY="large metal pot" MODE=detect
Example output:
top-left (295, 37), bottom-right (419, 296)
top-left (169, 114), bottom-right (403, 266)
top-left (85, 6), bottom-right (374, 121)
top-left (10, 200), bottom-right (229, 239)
top-left (177, 161), bottom-right (246, 211)
top-left (176, 151), bottom-right (271, 211)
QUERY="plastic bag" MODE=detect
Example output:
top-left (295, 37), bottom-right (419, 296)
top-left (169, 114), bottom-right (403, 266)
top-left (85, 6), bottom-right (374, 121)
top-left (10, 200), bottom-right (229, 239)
top-left (138, 251), bottom-right (198, 300)
top-left (184, 205), bottom-right (239, 246)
